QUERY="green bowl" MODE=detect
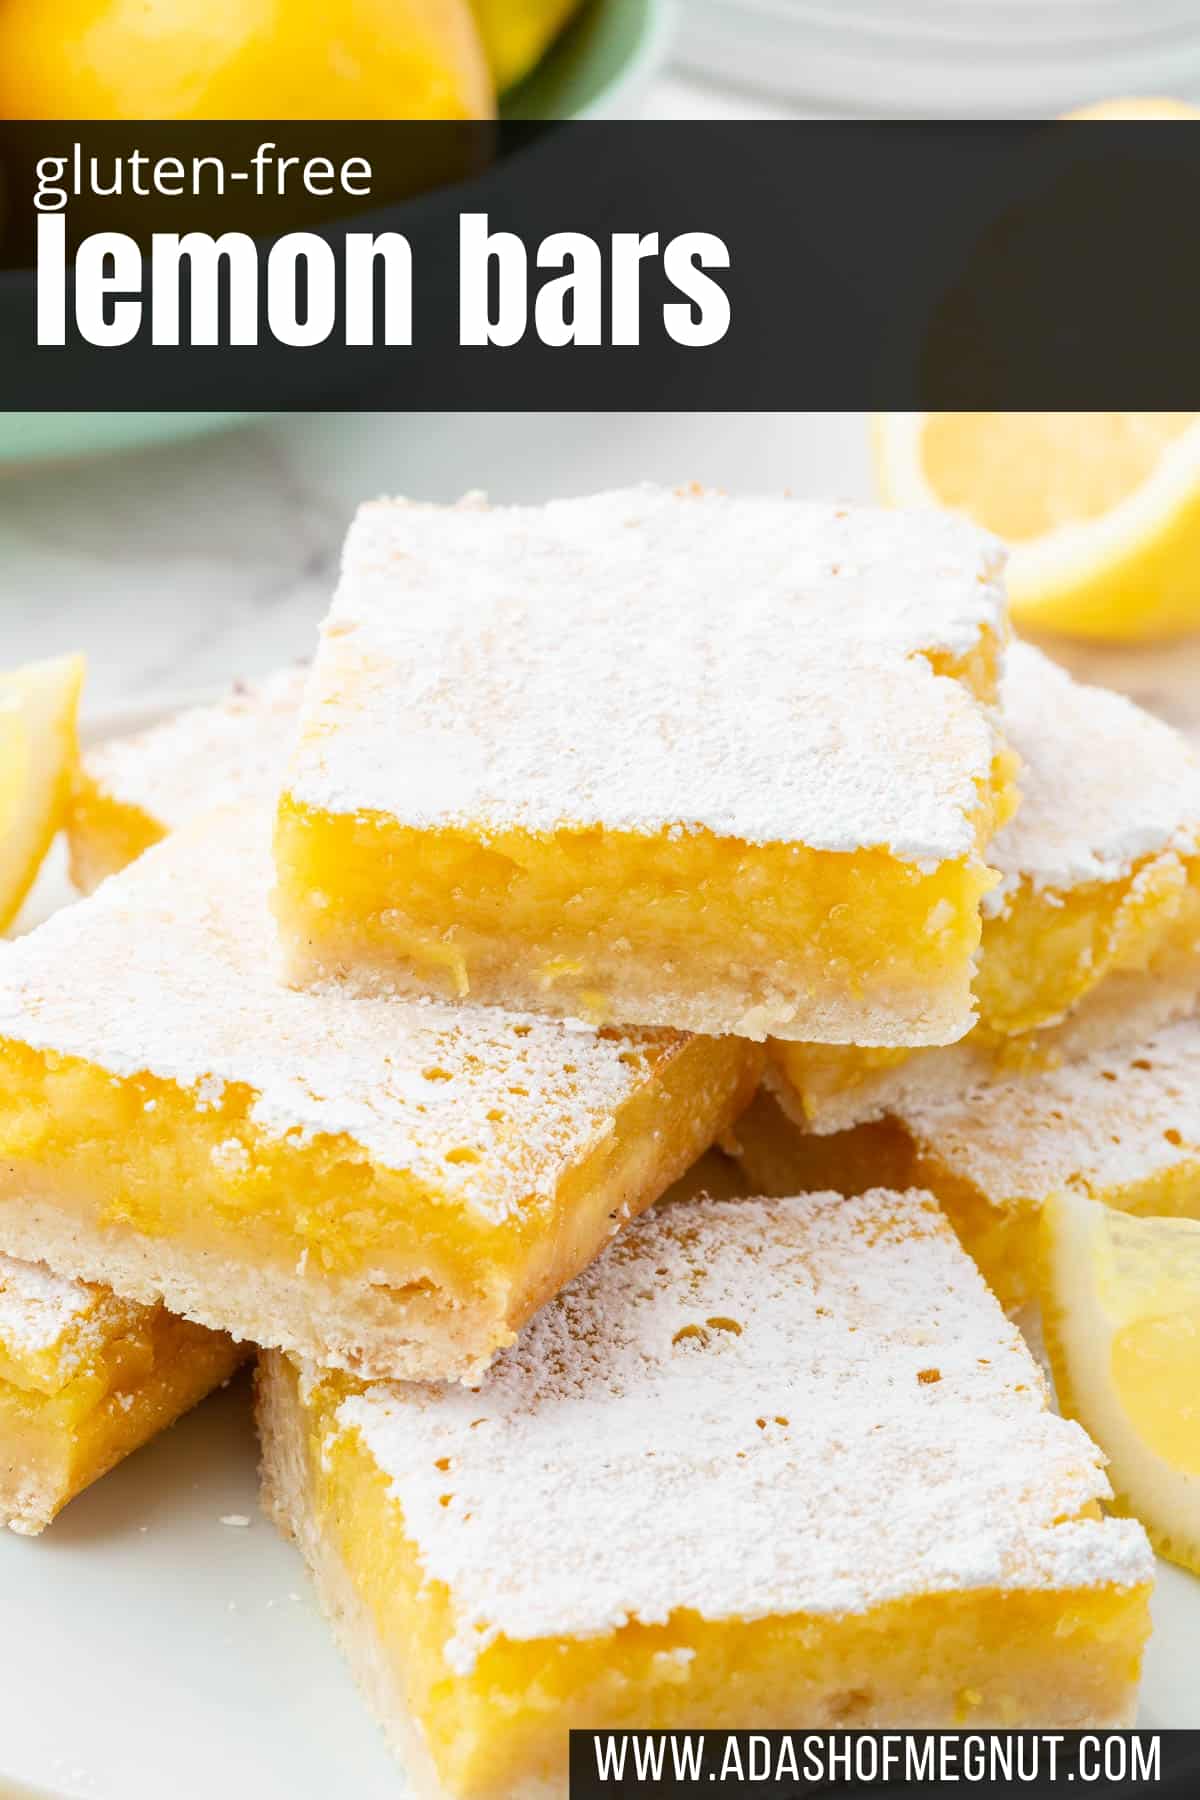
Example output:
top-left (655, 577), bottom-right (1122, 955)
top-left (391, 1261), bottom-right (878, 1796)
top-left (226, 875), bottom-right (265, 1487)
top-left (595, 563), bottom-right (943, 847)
top-left (504, 0), bottom-right (674, 120)
top-left (0, 0), bottom-right (674, 467)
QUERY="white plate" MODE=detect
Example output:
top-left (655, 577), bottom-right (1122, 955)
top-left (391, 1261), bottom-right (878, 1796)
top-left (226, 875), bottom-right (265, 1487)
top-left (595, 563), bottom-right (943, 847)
top-left (1, 700), bottom-right (1197, 1799)
top-left (676, 0), bottom-right (1200, 114)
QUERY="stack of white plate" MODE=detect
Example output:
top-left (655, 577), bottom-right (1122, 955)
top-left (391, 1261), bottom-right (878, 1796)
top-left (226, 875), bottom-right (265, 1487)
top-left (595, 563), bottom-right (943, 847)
top-left (678, 1), bottom-right (1200, 115)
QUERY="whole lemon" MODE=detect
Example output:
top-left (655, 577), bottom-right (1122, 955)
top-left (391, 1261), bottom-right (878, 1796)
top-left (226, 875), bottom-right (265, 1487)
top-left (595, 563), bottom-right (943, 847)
top-left (0, 0), bottom-right (495, 119)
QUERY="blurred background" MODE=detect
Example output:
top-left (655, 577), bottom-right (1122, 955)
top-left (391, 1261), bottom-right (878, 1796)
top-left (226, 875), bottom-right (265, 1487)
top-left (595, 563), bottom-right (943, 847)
top-left (670, 1), bottom-right (1200, 117)
top-left (5, 0), bottom-right (1200, 122)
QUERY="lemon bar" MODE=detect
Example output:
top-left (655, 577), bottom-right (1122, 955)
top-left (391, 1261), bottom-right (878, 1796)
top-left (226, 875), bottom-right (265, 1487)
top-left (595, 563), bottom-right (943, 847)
top-left (68, 663), bottom-right (307, 894)
top-left (274, 487), bottom-right (1013, 1044)
top-left (737, 1017), bottom-right (1200, 1312)
top-left (0, 812), bottom-right (759, 1383)
top-left (259, 1189), bottom-right (1151, 1800)
top-left (773, 642), bottom-right (1200, 1132)
top-left (1, 1250), bottom-right (244, 1534)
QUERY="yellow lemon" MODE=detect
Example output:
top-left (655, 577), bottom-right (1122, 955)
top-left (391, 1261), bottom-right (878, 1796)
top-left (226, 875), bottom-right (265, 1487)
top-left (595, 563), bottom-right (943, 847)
top-left (0, 704), bottom-right (29, 849)
top-left (0, 0), bottom-right (494, 120)
top-left (1040, 1189), bottom-right (1200, 1574)
top-left (0, 655), bottom-right (85, 934)
top-left (873, 412), bottom-right (1200, 641)
top-left (470, 1), bottom-right (583, 92)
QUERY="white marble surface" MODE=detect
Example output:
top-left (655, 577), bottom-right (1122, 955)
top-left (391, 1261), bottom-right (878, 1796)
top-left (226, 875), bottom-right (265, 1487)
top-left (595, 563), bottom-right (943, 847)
top-left (0, 411), bottom-right (873, 717)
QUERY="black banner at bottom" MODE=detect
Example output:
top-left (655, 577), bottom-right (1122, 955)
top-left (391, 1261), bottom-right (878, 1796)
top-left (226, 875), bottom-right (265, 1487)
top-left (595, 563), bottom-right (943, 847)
top-left (569, 1730), bottom-right (1199, 1798)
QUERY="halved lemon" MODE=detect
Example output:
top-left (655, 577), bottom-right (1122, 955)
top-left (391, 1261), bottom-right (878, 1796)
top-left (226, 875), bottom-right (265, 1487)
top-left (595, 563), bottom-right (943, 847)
top-left (873, 412), bottom-right (1200, 640)
top-left (1040, 1189), bottom-right (1200, 1573)
top-left (0, 655), bottom-right (85, 933)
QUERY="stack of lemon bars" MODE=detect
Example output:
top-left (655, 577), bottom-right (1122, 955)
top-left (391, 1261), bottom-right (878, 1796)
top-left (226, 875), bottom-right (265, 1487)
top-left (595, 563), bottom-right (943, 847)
top-left (4, 485), bottom-right (1199, 1795)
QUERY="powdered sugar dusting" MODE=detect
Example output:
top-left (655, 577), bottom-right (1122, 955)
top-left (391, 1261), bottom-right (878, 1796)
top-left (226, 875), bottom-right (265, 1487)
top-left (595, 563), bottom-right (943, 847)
top-left (334, 1190), bottom-right (1150, 1667)
top-left (0, 1253), bottom-right (95, 1355)
top-left (0, 1251), bottom-right (143, 1374)
top-left (903, 1016), bottom-right (1200, 1205)
top-left (989, 643), bottom-right (1200, 904)
top-left (85, 665), bottom-right (308, 829)
top-left (286, 488), bottom-right (1006, 859)
top-left (0, 812), bottom-right (685, 1225)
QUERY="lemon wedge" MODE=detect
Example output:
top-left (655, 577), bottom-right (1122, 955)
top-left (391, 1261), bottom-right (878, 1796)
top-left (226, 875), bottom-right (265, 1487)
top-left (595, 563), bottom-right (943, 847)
top-left (0, 706), bottom-right (30, 846)
top-left (873, 412), bottom-right (1200, 641)
top-left (1040, 1189), bottom-right (1200, 1573)
top-left (0, 655), bottom-right (85, 933)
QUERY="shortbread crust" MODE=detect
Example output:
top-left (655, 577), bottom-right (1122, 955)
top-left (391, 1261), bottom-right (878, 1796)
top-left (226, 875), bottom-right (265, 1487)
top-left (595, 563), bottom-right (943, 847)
top-left (0, 812), bottom-right (759, 1382)
top-left (260, 1189), bottom-right (1150, 1799)
top-left (772, 643), bottom-right (1200, 1131)
top-left (68, 664), bottom-right (307, 893)
top-left (1, 1251), bottom-right (244, 1533)
top-left (738, 1017), bottom-right (1200, 1310)
top-left (274, 486), bottom-right (1012, 1044)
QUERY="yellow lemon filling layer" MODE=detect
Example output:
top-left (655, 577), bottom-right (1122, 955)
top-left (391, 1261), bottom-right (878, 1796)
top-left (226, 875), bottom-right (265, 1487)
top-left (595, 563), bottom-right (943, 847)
top-left (0, 1030), bottom-right (759, 1374)
top-left (923, 623), bottom-right (1006, 709)
top-left (978, 852), bottom-right (1200, 1036)
top-left (1, 1304), bottom-right (242, 1533)
top-left (274, 791), bottom-right (1008, 1046)
top-left (66, 665), bottom-right (311, 896)
top-left (282, 491), bottom-right (1011, 1039)
top-left (771, 850), bottom-right (1200, 1121)
top-left (66, 764), bottom-right (164, 894)
top-left (1, 1279), bottom-right (167, 1399)
top-left (736, 1034), bottom-right (1200, 1317)
top-left (279, 1358), bottom-right (1150, 1800)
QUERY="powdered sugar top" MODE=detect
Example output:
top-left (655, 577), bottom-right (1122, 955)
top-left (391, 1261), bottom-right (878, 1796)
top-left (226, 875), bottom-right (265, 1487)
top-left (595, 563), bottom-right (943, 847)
top-left (903, 1016), bottom-right (1200, 1205)
top-left (0, 812), bottom-right (686, 1227)
top-left (0, 1252), bottom-right (95, 1354)
top-left (286, 488), bottom-right (1006, 860)
top-left (85, 664), bottom-right (307, 829)
top-left (333, 1189), bottom-right (1150, 1666)
top-left (0, 1251), bottom-right (142, 1375)
top-left (988, 642), bottom-right (1200, 905)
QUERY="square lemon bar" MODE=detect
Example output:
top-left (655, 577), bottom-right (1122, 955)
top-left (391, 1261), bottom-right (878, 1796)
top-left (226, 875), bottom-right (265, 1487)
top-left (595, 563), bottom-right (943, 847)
top-left (0, 813), bottom-right (758, 1383)
top-left (273, 486), bottom-right (1014, 1044)
top-left (773, 642), bottom-right (1200, 1132)
top-left (1, 1251), bottom-right (245, 1534)
top-left (68, 663), bottom-right (307, 894)
top-left (735, 1016), bottom-right (1200, 1311)
top-left (259, 1189), bottom-right (1151, 1800)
